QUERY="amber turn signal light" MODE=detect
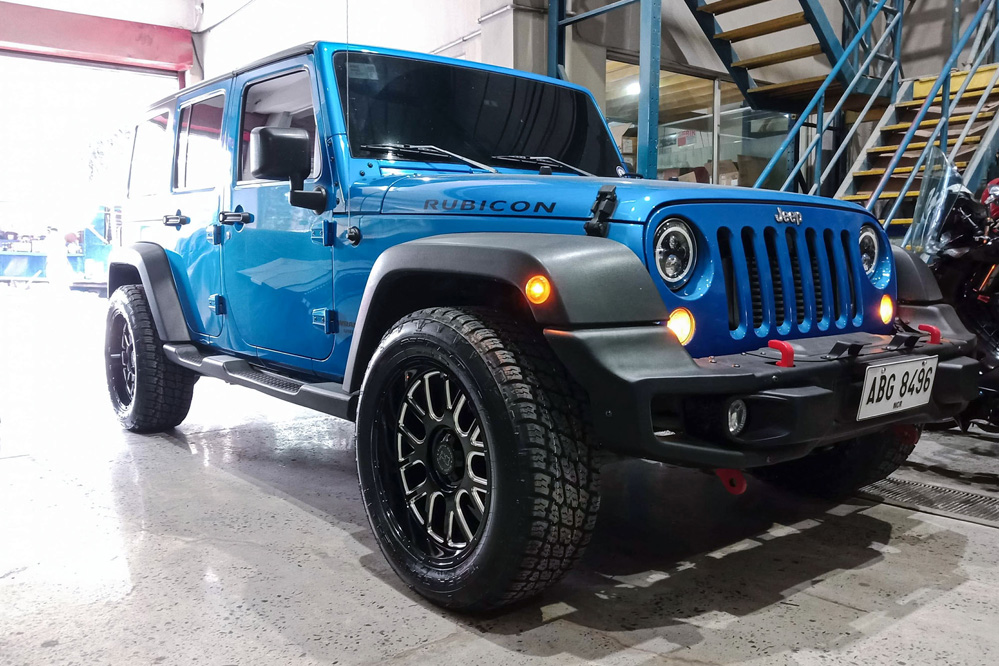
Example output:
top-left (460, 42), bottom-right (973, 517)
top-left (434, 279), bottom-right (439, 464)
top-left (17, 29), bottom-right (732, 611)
top-left (525, 275), bottom-right (551, 305)
top-left (879, 294), bottom-right (894, 324)
top-left (667, 308), bottom-right (695, 345)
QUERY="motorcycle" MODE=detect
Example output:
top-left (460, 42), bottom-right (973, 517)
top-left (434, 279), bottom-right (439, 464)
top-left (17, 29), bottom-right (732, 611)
top-left (904, 147), bottom-right (999, 431)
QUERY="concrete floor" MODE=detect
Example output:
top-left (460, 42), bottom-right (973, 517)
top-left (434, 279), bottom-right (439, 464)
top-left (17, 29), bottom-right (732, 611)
top-left (2, 287), bottom-right (999, 665)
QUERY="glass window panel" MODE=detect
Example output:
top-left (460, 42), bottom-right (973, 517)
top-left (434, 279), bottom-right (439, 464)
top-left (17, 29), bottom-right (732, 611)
top-left (175, 93), bottom-right (225, 190)
top-left (239, 70), bottom-right (318, 180)
top-left (128, 112), bottom-right (170, 198)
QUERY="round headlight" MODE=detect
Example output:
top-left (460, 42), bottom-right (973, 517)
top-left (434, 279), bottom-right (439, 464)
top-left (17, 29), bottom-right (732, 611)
top-left (859, 225), bottom-right (880, 278)
top-left (654, 219), bottom-right (697, 289)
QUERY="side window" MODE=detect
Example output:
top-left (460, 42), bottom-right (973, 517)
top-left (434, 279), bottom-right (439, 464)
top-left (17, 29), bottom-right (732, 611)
top-left (175, 93), bottom-right (225, 190)
top-left (128, 111), bottom-right (170, 198)
top-left (239, 70), bottom-right (318, 181)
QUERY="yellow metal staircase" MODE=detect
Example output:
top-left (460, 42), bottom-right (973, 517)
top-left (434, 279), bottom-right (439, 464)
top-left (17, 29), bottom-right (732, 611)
top-left (836, 64), bottom-right (999, 233)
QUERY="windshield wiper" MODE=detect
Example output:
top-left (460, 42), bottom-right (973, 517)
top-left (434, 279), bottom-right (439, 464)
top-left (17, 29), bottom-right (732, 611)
top-left (359, 143), bottom-right (497, 173)
top-left (491, 154), bottom-right (594, 177)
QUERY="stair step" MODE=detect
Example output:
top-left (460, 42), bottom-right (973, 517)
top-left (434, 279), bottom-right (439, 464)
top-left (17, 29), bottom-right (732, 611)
top-left (733, 44), bottom-right (824, 69)
top-left (913, 64), bottom-right (999, 98)
top-left (867, 136), bottom-right (982, 154)
top-left (698, 0), bottom-right (771, 15)
top-left (896, 86), bottom-right (999, 109)
top-left (853, 162), bottom-right (968, 178)
top-left (715, 13), bottom-right (808, 42)
top-left (881, 112), bottom-right (995, 132)
top-left (882, 218), bottom-right (914, 226)
top-left (748, 74), bottom-right (828, 97)
top-left (842, 191), bottom-right (920, 202)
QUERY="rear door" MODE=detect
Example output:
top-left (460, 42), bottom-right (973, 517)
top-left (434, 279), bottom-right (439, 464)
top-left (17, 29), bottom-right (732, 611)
top-left (120, 79), bottom-right (231, 341)
top-left (223, 57), bottom-right (335, 361)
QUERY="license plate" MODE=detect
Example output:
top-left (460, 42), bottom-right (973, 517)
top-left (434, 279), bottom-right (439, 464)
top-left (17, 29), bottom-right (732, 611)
top-left (857, 356), bottom-right (938, 421)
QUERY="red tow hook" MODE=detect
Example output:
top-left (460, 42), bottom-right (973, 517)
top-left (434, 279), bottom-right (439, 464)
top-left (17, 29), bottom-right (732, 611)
top-left (714, 468), bottom-right (747, 495)
top-left (768, 340), bottom-right (795, 367)
top-left (917, 324), bottom-right (942, 344)
top-left (892, 424), bottom-right (922, 447)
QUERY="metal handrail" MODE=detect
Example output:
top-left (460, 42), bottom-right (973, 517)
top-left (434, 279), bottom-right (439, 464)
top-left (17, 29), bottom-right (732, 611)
top-left (754, 0), bottom-right (899, 190)
top-left (877, 1), bottom-right (999, 225)
top-left (868, 0), bottom-right (996, 210)
top-left (786, 11), bottom-right (902, 192)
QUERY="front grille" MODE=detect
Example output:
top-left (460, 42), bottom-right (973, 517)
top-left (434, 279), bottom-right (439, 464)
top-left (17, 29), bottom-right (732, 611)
top-left (720, 223), bottom-right (863, 337)
top-left (743, 228), bottom-right (764, 328)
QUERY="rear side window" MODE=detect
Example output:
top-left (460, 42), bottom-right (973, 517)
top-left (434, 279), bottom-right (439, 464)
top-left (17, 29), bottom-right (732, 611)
top-left (175, 93), bottom-right (225, 190)
top-left (128, 111), bottom-right (170, 197)
top-left (238, 70), bottom-right (318, 180)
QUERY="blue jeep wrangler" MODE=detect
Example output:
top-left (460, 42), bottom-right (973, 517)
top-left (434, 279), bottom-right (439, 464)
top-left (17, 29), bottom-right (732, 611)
top-left (105, 42), bottom-right (980, 611)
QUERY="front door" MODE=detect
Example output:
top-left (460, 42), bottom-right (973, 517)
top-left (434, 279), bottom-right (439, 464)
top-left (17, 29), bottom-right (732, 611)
top-left (223, 58), bottom-right (335, 362)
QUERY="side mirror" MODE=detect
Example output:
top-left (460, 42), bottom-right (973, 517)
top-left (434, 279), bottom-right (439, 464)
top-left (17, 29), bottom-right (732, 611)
top-left (249, 127), bottom-right (327, 213)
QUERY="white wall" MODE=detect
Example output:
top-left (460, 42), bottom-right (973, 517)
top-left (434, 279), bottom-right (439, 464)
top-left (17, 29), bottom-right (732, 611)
top-left (7, 0), bottom-right (200, 29)
top-left (194, 0), bottom-right (529, 79)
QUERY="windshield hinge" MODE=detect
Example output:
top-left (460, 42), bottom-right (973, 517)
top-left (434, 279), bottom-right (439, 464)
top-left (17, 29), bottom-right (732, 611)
top-left (584, 185), bottom-right (617, 238)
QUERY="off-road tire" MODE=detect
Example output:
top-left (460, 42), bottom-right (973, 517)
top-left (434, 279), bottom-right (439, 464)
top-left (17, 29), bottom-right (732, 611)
top-left (105, 285), bottom-right (197, 432)
top-left (753, 426), bottom-right (919, 499)
top-left (355, 307), bottom-right (601, 612)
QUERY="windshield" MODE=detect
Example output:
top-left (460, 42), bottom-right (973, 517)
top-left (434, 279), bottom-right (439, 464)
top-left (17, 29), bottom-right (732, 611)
top-left (904, 146), bottom-right (964, 260)
top-left (333, 52), bottom-right (624, 177)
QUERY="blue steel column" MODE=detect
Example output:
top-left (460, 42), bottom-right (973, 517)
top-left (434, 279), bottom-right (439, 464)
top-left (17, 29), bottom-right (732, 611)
top-left (547, 0), bottom-right (566, 78)
top-left (941, 0), bottom-right (961, 144)
top-left (638, 0), bottom-right (662, 179)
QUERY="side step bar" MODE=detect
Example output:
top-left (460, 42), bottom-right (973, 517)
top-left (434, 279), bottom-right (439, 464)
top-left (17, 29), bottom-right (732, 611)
top-left (163, 344), bottom-right (356, 421)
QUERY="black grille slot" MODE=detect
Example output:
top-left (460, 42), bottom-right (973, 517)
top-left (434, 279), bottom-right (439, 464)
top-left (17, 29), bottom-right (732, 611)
top-left (765, 228), bottom-right (785, 327)
top-left (806, 228), bottom-right (825, 322)
top-left (743, 228), bottom-right (764, 329)
top-left (786, 228), bottom-right (805, 326)
top-left (824, 229), bottom-right (842, 321)
top-left (841, 230), bottom-right (858, 320)
top-left (718, 228), bottom-right (739, 331)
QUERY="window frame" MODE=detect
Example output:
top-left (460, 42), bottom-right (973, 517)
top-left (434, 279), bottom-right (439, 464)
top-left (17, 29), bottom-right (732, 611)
top-left (235, 65), bottom-right (322, 186)
top-left (172, 89), bottom-right (227, 194)
top-left (126, 107), bottom-right (172, 199)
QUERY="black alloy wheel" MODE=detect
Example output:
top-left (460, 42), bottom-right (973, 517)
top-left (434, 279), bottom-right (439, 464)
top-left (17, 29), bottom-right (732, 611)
top-left (356, 307), bottom-right (601, 612)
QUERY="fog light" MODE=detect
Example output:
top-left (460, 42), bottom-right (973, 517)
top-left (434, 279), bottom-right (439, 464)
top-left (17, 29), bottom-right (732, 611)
top-left (666, 307), bottom-right (695, 345)
top-left (727, 399), bottom-right (747, 436)
top-left (879, 294), bottom-right (894, 325)
top-left (525, 275), bottom-right (551, 305)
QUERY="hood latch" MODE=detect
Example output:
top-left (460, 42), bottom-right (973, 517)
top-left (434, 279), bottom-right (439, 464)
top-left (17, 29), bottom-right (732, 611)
top-left (584, 185), bottom-right (617, 238)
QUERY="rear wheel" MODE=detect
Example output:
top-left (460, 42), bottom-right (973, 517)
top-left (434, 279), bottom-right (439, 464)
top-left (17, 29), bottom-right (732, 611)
top-left (356, 307), bottom-right (600, 612)
top-left (753, 425), bottom-right (920, 499)
top-left (105, 285), bottom-right (197, 432)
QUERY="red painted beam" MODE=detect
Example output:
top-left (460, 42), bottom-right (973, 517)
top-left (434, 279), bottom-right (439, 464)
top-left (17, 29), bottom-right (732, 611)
top-left (0, 2), bottom-right (192, 72)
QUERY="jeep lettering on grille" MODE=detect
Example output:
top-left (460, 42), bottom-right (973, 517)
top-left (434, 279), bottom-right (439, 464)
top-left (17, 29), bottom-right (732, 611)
top-left (775, 207), bottom-right (803, 225)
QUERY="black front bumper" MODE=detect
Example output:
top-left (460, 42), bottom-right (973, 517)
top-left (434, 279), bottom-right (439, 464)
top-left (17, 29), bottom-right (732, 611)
top-left (545, 303), bottom-right (980, 469)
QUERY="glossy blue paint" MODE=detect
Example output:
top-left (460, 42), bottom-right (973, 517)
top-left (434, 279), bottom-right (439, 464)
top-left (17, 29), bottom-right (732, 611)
top-left (223, 55), bottom-right (335, 368)
top-left (129, 41), bottom-right (898, 384)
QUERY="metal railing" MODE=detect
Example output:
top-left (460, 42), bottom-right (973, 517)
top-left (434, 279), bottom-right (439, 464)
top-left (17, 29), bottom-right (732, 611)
top-left (754, 0), bottom-right (903, 192)
top-left (873, 0), bottom-right (999, 226)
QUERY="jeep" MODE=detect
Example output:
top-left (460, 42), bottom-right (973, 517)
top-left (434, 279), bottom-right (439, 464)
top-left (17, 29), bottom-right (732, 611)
top-left (105, 42), bottom-right (980, 612)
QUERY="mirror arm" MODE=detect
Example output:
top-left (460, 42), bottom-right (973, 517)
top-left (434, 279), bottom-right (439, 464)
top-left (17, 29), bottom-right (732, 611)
top-left (290, 185), bottom-right (327, 215)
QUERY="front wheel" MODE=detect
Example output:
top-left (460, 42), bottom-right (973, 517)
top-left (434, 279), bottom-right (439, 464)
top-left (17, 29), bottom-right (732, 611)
top-left (105, 285), bottom-right (197, 432)
top-left (356, 307), bottom-right (600, 612)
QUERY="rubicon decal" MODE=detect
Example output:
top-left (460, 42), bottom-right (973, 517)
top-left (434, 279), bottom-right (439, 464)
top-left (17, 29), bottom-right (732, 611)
top-left (424, 199), bottom-right (556, 213)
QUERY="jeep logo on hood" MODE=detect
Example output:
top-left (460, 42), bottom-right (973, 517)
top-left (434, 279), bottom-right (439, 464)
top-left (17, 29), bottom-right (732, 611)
top-left (775, 207), bottom-right (803, 225)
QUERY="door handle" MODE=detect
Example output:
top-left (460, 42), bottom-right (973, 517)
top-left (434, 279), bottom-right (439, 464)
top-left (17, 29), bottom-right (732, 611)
top-left (219, 211), bottom-right (253, 225)
top-left (163, 211), bottom-right (190, 227)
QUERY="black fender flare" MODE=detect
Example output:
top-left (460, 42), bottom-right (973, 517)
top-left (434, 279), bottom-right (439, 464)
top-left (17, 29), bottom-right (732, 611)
top-left (107, 243), bottom-right (191, 342)
top-left (343, 232), bottom-right (670, 392)
top-left (891, 245), bottom-right (944, 304)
